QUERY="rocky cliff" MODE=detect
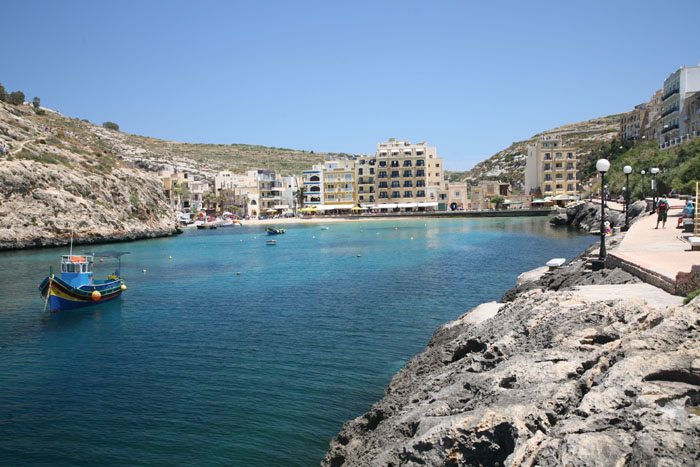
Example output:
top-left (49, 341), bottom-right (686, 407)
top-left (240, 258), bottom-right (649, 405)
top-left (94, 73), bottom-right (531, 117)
top-left (0, 101), bottom-right (179, 250)
top-left (323, 245), bottom-right (700, 466)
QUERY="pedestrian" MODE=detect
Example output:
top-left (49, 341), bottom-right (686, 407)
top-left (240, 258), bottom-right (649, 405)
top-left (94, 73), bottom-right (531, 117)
top-left (656, 197), bottom-right (669, 229)
top-left (677, 200), bottom-right (695, 228)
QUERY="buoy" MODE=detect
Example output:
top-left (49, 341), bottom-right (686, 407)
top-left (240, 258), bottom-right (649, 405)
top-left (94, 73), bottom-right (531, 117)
top-left (91, 290), bottom-right (101, 301)
top-left (121, 284), bottom-right (127, 291)
top-left (240, 239), bottom-right (243, 242)
top-left (99, 258), bottom-right (104, 262)
top-left (169, 256), bottom-right (172, 260)
top-left (411, 237), bottom-right (414, 240)
top-left (313, 235), bottom-right (316, 239)
top-left (143, 269), bottom-right (146, 273)
top-left (237, 272), bottom-right (241, 275)
top-left (357, 254), bottom-right (361, 258)
top-left (394, 227), bottom-right (398, 230)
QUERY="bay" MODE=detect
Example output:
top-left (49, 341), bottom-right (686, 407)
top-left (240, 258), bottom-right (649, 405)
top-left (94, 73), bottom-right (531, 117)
top-left (0, 217), bottom-right (593, 466)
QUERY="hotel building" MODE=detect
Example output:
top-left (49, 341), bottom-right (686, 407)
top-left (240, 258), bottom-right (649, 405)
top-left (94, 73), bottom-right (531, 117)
top-left (302, 160), bottom-right (357, 212)
top-left (368, 138), bottom-right (445, 211)
top-left (661, 64), bottom-right (700, 143)
top-left (524, 135), bottom-right (578, 202)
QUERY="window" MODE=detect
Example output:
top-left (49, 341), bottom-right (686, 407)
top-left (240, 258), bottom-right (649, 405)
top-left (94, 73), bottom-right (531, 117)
top-left (555, 163), bottom-right (562, 168)
top-left (391, 181), bottom-right (400, 188)
top-left (555, 174), bottom-right (562, 179)
top-left (379, 181), bottom-right (388, 188)
top-left (435, 163), bottom-right (440, 168)
top-left (416, 160), bottom-right (425, 166)
top-left (567, 163), bottom-right (574, 170)
top-left (359, 186), bottom-right (364, 192)
top-left (379, 191), bottom-right (388, 198)
top-left (545, 174), bottom-right (552, 181)
top-left (567, 153), bottom-right (574, 159)
top-left (391, 191), bottom-right (400, 198)
top-left (326, 175), bottom-right (334, 181)
top-left (416, 170), bottom-right (425, 177)
top-left (359, 195), bottom-right (364, 201)
top-left (369, 195), bottom-right (375, 202)
top-left (358, 168), bottom-right (363, 175)
top-left (544, 163), bottom-right (551, 170)
top-left (379, 171), bottom-right (387, 178)
top-left (391, 171), bottom-right (399, 178)
top-left (327, 184), bottom-right (334, 189)
top-left (436, 173), bottom-right (440, 178)
top-left (369, 168), bottom-right (375, 175)
top-left (403, 160), bottom-right (412, 167)
top-left (404, 180), bottom-right (413, 187)
top-left (327, 194), bottom-right (335, 200)
top-left (545, 185), bottom-right (551, 192)
top-left (391, 161), bottom-right (399, 167)
top-left (556, 184), bottom-right (563, 189)
top-left (416, 180), bottom-right (425, 187)
top-left (379, 161), bottom-right (387, 167)
top-left (544, 153), bottom-right (552, 160)
top-left (567, 174), bottom-right (574, 180)
top-left (455, 191), bottom-right (460, 196)
top-left (403, 170), bottom-right (412, 177)
top-left (404, 191), bottom-right (412, 197)
top-left (345, 174), bottom-right (352, 180)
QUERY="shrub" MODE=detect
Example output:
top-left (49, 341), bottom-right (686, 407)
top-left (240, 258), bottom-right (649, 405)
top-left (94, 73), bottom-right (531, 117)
top-left (684, 288), bottom-right (700, 305)
top-left (7, 91), bottom-right (25, 105)
top-left (0, 83), bottom-right (6, 101)
top-left (32, 96), bottom-right (40, 108)
top-left (103, 121), bottom-right (119, 131)
top-left (35, 108), bottom-right (46, 116)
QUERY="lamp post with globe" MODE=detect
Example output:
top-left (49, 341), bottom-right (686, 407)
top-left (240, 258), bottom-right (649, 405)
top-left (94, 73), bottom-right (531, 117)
top-left (592, 159), bottom-right (610, 271)
top-left (640, 170), bottom-right (646, 200)
top-left (622, 165), bottom-right (632, 231)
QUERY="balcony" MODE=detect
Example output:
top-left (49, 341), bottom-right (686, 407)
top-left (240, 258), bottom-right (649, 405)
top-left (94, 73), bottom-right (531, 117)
top-left (662, 88), bottom-right (679, 101)
top-left (662, 123), bottom-right (679, 134)
top-left (662, 106), bottom-right (679, 118)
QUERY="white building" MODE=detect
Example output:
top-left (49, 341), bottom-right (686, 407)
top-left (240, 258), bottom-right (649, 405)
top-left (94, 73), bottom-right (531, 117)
top-left (661, 64), bottom-right (700, 143)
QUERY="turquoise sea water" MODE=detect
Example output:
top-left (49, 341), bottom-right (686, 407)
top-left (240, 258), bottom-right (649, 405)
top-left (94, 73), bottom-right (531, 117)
top-left (0, 218), bottom-right (593, 466)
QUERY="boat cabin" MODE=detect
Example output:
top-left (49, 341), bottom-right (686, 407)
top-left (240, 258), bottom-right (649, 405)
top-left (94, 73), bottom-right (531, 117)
top-left (60, 255), bottom-right (94, 287)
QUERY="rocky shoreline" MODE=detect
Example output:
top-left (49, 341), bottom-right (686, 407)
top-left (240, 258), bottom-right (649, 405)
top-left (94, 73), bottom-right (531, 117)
top-left (322, 210), bottom-right (700, 466)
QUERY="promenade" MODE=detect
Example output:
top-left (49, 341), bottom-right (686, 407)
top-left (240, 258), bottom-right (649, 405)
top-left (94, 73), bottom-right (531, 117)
top-left (607, 198), bottom-right (700, 295)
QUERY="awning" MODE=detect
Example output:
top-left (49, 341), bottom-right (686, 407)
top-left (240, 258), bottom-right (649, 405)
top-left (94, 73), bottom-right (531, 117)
top-left (397, 202), bottom-right (419, 208)
top-left (417, 202), bottom-right (438, 207)
top-left (377, 203), bottom-right (398, 209)
top-left (503, 201), bottom-right (523, 205)
top-left (299, 206), bottom-right (317, 212)
top-left (315, 204), bottom-right (355, 211)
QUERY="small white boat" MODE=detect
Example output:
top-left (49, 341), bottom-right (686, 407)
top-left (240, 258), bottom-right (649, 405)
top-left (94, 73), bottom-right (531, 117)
top-left (266, 239), bottom-right (277, 246)
top-left (320, 226), bottom-right (329, 230)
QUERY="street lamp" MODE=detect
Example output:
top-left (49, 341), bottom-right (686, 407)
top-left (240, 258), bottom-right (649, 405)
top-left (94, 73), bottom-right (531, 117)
top-left (592, 159), bottom-right (610, 271)
top-left (651, 167), bottom-right (660, 213)
top-left (640, 170), bottom-right (646, 200)
top-left (622, 165), bottom-right (632, 231)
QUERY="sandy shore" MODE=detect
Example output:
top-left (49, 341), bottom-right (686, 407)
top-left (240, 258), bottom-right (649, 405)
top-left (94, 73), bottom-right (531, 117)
top-left (183, 215), bottom-right (434, 228)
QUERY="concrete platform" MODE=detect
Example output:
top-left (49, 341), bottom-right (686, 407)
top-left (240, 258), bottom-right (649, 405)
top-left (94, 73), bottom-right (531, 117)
top-left (607, 198), bottom-right (700, 295)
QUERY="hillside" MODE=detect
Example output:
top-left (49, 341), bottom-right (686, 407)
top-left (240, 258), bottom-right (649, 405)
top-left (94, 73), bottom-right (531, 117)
top-left (462, 114), bottom-right (623, 190)
top-left (18, 106), bottom-right (337, 176)
top-left (0, 101), bottom-right (179, 249)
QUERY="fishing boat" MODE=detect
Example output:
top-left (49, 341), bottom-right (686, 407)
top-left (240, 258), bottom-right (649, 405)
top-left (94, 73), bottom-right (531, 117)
top-left (266, 239), bottom-right (277, 246)
top-left (38, 251), bottom-right (128, 312)
top-left (266, 227), bottom-right (286, 235)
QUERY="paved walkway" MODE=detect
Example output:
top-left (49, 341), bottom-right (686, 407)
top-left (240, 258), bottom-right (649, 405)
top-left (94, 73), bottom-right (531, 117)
top-left (609, 198), bottom-right (699, 294)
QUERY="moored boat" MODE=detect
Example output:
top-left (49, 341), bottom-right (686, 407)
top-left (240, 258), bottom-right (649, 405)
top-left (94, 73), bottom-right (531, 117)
top-left (39, 252), bottom-right (128, 312)
top-left (266, 239), bottom-right (277, 246)
top-left (266, 227), bottom-right (286, 235)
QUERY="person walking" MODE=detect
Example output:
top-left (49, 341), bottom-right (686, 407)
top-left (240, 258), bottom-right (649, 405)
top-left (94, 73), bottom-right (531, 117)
top-left (656, 197), bottom-right (669, 229)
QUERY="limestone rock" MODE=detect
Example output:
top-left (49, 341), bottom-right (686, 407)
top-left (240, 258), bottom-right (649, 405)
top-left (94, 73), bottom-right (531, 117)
top-left (322, 289), bottom-right (700, 466)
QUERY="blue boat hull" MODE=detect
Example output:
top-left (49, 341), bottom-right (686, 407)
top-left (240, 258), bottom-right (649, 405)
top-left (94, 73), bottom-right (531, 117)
top-left (39, 276), bottom-right (125, 313)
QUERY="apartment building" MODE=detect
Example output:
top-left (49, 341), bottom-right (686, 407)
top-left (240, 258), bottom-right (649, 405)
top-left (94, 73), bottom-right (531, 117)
top-left (620, 104), bottom-right (647, 142)
top-left (301, 159), bottom-right (358, 211)
top-left (661, 64), bottom-right (700, 143)
top-left (684, 92), bottom-right (700, 137)
top-left (642, 89), bottom-right (664, 141)
top-left (524, 135), bottom-right (578, 203)
top-left (371, 138), bottom-right (445, 211)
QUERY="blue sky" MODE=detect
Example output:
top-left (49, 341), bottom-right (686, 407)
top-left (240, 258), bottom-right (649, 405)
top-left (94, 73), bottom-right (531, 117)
top-left (2, 0), bottom-right (699, 170)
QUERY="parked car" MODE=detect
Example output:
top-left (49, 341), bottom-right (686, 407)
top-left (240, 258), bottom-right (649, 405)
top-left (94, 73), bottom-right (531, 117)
top-left (258, 215), bottom-right (269, 220)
